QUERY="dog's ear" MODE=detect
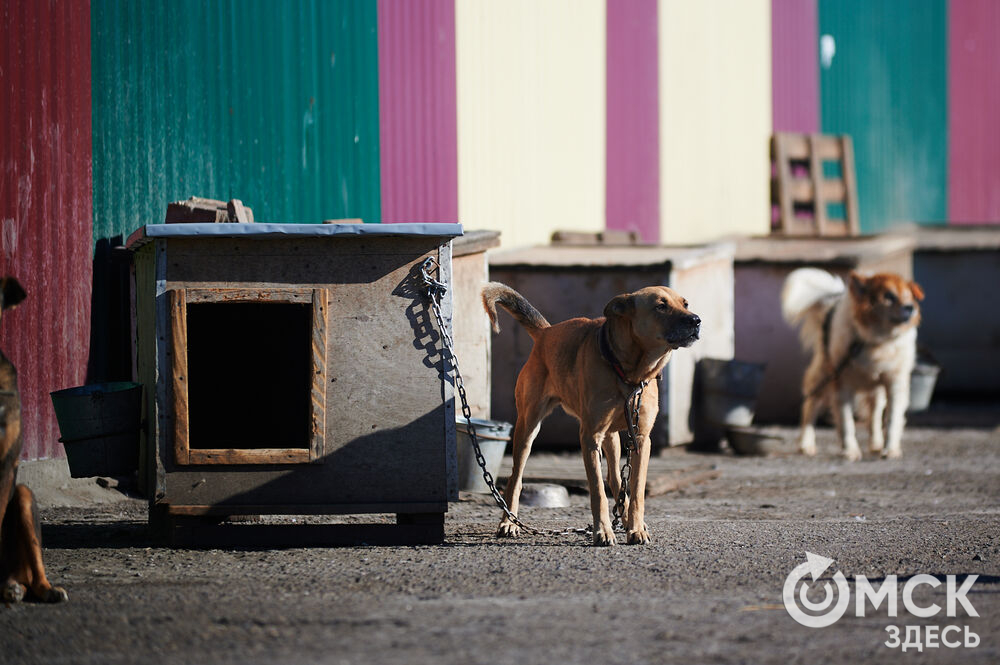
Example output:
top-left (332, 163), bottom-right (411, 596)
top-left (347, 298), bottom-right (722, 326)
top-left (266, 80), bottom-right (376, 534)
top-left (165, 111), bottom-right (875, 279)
top-left (0, 277), bottom-right (26, 310)
top-left (909, 281), bottom-right (924, 301)
top-left (847, 272), bottom-right (868, 298)
top-left (604, 294), bottom-right (634, 319)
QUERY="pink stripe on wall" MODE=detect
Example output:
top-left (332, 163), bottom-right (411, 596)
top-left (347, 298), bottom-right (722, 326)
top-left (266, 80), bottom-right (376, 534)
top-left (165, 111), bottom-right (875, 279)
top-left (377, 0), bottom-right (458, 223)
top-left (606, 0), bottom-right (659, 244)
top-left (771, 0), bottom-right (818, 133)
top-left (948, 0), bottom-right (1000, 224)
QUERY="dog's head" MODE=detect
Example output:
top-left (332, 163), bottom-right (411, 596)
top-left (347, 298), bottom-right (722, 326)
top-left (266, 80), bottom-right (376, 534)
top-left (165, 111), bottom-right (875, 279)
top-left (604, 286), bottom-right (701, 350)
top-left (848, 271), bottom-right (923, 337)
top-left (0, 277), bottom-right (26, 325)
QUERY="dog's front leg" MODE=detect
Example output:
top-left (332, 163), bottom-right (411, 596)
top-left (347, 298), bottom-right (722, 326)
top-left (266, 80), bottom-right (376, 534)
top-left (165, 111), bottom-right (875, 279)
top-left (581, 435), bottom-right (615, 546)
top-left (883, 379), bottom-right (909, 459)
top-left (869, 386), bottom-right (887, 454)
top-left (831, 386), bottom-right (862, 461)
top-left (625, 433), bottom-right (651, 545)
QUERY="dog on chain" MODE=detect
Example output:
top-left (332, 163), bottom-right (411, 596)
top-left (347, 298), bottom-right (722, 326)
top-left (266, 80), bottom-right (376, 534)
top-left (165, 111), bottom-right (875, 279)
top-left (782, 268), bottom-right (923, 461)
top-left (482, 282), bottom-right (700, 545)
top-left (0, 277), bottom-right (67, 603)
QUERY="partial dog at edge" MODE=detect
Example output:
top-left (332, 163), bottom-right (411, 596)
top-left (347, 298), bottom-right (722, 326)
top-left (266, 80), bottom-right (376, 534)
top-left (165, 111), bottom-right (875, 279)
top-left (482, 282), bottom-right (700, 545)
top-left (782, 268), bottom-right (923, 461)
top-left (0, 277), bottom-right (67, 603)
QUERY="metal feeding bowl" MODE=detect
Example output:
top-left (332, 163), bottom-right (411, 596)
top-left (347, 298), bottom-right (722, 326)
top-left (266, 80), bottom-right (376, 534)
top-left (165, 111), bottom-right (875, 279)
top-left (726, 425), bottom-right (789, 456)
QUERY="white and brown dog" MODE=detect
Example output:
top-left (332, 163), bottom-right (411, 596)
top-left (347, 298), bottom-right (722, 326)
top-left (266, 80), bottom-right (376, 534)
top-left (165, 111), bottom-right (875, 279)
top-left (482, 282), bottom-right (700, 545)
top-left (782, 268), bottom-right (923, 461)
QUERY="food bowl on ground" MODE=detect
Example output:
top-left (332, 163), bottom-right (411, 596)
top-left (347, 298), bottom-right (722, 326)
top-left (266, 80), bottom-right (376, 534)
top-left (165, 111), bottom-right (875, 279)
top-left (725, 425), bottom-right (790, 456)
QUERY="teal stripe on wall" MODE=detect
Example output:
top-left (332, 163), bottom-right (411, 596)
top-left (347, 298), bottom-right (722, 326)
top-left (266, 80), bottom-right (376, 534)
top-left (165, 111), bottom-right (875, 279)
top-left (91, 0), bottom-right (380, 245)
top-left (819, 0), bottom-right (947, 232)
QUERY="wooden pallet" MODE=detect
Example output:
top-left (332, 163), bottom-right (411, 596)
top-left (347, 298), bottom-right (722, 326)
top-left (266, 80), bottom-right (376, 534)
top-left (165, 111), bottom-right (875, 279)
top-left (771, 133), bottom-right (860, 236)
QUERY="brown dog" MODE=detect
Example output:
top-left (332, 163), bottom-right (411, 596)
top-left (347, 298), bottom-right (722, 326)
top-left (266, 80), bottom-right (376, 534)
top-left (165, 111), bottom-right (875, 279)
top-left (0, 277), bottom-right (67, 603)
top-left (482, 282), bottom-right (700, 545)
top-left (782, 268), bottom-right (923, 460)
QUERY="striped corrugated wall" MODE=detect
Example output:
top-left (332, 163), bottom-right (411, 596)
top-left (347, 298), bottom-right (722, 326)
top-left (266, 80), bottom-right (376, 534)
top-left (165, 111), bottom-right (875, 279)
top-left (91, 0), bottom-right (381, 247)
top-left (377, 0), bottom-right (458, 223)
top-left (659, 1), bottom-right (773, 244)
top-left (771, 0), bottom-right (819, 133)
top-left (606, 0), bottom-right (660, 244)
top-left (819, 0), bottom-right (948, 232)
top-left (948, 0), bottom-right (1000, 224)
top-left (0, 0), bottom-right (93, 460)
top-left (456, 0), bottom-right (606, 249)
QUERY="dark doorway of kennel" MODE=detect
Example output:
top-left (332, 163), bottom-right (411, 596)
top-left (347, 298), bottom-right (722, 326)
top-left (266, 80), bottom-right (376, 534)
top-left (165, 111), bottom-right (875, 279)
top-left (168, 288), bottom-right (328, 465)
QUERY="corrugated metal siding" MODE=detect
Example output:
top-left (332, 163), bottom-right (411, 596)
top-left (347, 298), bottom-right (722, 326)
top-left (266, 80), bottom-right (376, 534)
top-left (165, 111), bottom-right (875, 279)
top-left (819, 0), bottom-right (947, 232)
top-left (91, 0), bottom-right (381, 247)
top-left (606, 0), bottom-right (659, 244)
top-left (948, 0), bottom-right (1000, 224)
top-left (771, 0), bottom-right (819, 132)
top-left (0, 0), bottom-right (92, 460)
top-left (456, 0), bottom-right (606, 249)
top-left (377, 0), bottom-right (457, 223)
top-left (659, 0), bottom-right (772, 244)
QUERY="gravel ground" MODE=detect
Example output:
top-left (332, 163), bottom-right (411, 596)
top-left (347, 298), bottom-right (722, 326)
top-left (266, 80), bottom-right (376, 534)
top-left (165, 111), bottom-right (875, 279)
top-left (2, 423), bottom-right (998, 665)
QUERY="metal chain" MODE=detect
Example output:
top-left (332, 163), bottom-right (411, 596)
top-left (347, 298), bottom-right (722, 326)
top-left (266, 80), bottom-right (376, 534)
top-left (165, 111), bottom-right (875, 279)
top-left (611, 381), bottom-right (645, 531)
top-left (420, 257), bottom-right (638, 540)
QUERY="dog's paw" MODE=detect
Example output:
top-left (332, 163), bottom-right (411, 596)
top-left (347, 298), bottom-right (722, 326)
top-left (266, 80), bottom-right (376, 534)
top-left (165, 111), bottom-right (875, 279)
top-left (2, 581), bottom-right (25, 604)
top-left (882, 448), bottom-right (902, 460)
top-left (593, 522), bottom-right (617, 547)
top-left (42, 586), bottom-right (68, 603)
top-left (626, 525), bottom-right (651, 545)
top-left (843, 447), bottom-right (862, 462)
top-left (496, 519), bottom-right (520, 538)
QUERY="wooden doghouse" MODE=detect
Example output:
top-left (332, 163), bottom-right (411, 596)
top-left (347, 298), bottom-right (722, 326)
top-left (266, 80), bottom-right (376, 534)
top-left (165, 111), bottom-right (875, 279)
top-left (488, 241), bottom-right (736, 449)
top-left (734, 233), bottom-right (915, 423)
top-left (127, 223), bottom-right (463, 545)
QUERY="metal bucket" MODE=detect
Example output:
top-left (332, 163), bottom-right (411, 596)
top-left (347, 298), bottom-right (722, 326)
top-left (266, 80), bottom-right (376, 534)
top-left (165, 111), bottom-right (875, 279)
top-left (908, 361), bottom-right (940, 412)
top-left (456, 418), bottom-right (511, 493)
top-left (50, 382), bottom-right (142, 478)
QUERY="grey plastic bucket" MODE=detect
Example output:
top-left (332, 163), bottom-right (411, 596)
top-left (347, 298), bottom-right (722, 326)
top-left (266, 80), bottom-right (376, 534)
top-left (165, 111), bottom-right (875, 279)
top-left (908, 361), bottom-right (940, 412)
top-left (50, 382), bottom-right (142, 478)
top-left (456, 418), bottom-right (511, 493)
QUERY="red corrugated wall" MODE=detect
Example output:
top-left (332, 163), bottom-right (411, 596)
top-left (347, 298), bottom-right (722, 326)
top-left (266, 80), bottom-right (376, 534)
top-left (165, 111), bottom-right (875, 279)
top-left (948, 0), bottom-right (1000, 224)
top-left (377, 0), bottom-right (458, 223)
top-left (0, 0), bottom-right (92, 460)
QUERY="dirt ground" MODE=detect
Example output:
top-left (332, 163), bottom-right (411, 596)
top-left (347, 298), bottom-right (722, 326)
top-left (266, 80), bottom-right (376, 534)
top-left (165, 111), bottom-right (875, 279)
top-left (2, 419), bottom-right (998, 665)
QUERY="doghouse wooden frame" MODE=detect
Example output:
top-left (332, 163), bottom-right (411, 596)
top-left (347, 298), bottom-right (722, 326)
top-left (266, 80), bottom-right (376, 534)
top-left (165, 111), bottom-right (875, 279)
top-left (169, 287), bottom-right (328, 465)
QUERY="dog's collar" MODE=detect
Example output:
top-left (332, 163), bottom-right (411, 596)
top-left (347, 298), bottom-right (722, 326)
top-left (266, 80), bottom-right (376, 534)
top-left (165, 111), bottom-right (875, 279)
top-left (599, 323), bottom-right (640, 387)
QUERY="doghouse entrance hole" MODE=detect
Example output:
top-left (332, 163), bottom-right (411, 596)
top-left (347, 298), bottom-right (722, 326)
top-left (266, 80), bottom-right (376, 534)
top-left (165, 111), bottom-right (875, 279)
top-left (186, 302), bottom-right (312, 450)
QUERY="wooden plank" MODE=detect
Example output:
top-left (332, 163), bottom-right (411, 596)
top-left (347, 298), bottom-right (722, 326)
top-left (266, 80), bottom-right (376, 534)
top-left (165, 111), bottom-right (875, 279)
top-left (186, 448), bottom-right (312, 465)
top-left (777, 133), bottom-right (844, 161)
top-left (183, 288), bottom-right (314, 304)
top-left (841, 135), bottom-right (861, 235)
top-left (310, 288), bottom-right (328, 461)
top-left (169, 289), bottom-right (190, 465)
top-left (773, 134), bottom-right (795, 234)
top-left (808, 134), bottom-right (829, 235)
top-left (165, 502), bottom-right (448, 516)
top-left (785, 177), bottom-right (847, 203)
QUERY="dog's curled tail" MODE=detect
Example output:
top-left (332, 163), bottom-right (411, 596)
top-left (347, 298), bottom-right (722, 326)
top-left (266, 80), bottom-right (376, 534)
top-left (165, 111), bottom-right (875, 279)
top-left (781, 268), bottom-right (844, 325)
top-left (481, 282), bottom-right (550, 339)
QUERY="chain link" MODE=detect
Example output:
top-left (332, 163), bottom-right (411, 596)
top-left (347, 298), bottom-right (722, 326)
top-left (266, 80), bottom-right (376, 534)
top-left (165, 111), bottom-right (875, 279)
top-left (421, 257), bottom-right (641, 541)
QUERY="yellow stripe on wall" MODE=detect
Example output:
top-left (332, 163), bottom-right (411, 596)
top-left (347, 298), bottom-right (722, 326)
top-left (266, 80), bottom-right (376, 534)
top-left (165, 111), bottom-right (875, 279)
top-left (658, 0), bottom-right (772, 244)
top-left (457, 0), bottom-right (606, 249)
